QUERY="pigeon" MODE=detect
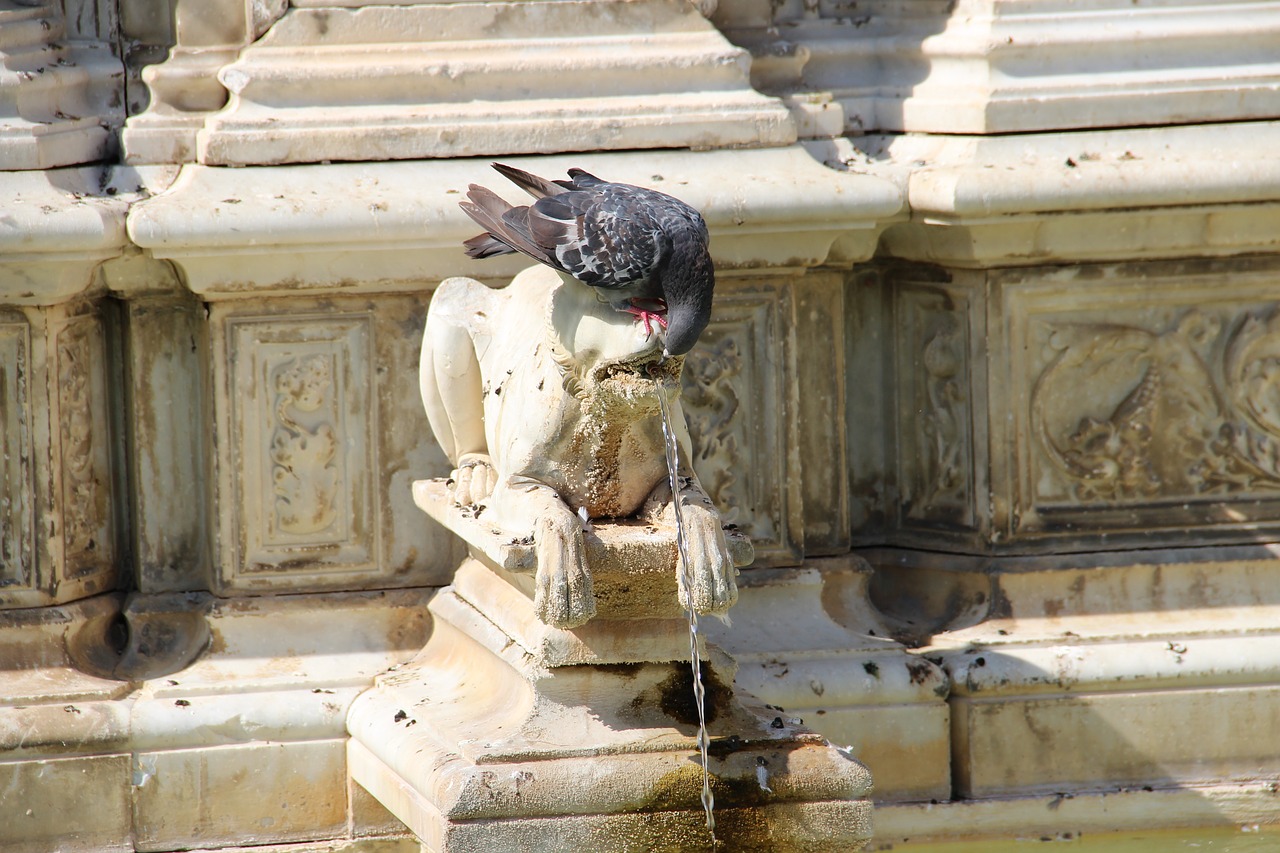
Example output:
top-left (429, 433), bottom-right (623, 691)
top-left (459, 163), bottom-right (715, 358)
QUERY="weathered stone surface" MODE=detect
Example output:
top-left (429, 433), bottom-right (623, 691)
top-left (0, 754), bottom-right (132, 853)
top-left (707, 562), bottom-right (952, 803)
top-left (347, 582), bottom-right (875, 852)
top-left (191, 0), bottom-right (794, 166)
top-left (870, 550), bottom-right (1280, 804)
top-left (133, 740), bottom-right (349, 851)
top-left (853, 255), bottom-right (1280, 557)
top-left (717, 0), bottom-right (1280, 135)
top-left (208, 293), bottom-right (462, 593)
top-left (0, 299), bottom-right (122, 609)
top-left (0, 2), bottom-right (124, 170)
top-left (125, 147), bottom-right (901, 295)
top-left (869, 122), bottom-right (1280, 267)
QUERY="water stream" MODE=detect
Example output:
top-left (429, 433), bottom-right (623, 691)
top-left (654, 375), bottom-right (716, 836)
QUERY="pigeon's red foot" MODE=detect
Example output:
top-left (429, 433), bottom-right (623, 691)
top-left (622, 298), bottom-right (669, 337)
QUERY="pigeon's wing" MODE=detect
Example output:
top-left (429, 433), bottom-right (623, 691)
top-left (524, 186), bottom-right (667, 289)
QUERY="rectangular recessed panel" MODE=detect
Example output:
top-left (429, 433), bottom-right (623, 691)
top-left (226, 313), bottom-right (378, 585)
top-left (999, 261), bottom-right (1280, 545)
top-left (0, 317), bottom-right (32, 593)
top-left (56, 314), bottom-right (116, 580)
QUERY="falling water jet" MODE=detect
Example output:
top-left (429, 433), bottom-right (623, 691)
top-left (653, 369), bottom-right (716, 836)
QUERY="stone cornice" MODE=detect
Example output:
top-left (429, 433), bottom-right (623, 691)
top-left (838, 122), bottom-right (1280, 266)
top-left (0, 167), bottom-right (136, 305)
top-left (126, 146), bottom-right (904, 298)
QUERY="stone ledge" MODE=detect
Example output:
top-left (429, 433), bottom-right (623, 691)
top-left (872, 783), bottom-right (1280, 850)
top-left (0, 589), bottom-right (428, 851)
top-left (125, 145), bottom-right (904, 297)
top-left (882, 550), bottom-right (1280, 802)
top-left (836, 122), bottom-right (1280, 266)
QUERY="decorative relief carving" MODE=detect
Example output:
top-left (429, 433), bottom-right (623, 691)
top-left (681, 335), bottom-right (743, 527)
top-left (228, 314), bottom-right (376, 580)
top-left (0, 319), bottom-right (31, 590)
top-left (897, 286), bottom-right (974, 529)
top-left (58, 322), bottom-right (98, 560)
top-left (1032, 308), bottom-right (1280, 504)
top-left (270, 354), bottom-right (340, 536)
top-left (918, 316), bottom-right (968, 513)
top-left (56, 316), bottom-right (112, 576)
top-left (680, 286), bottom-right (801, 566)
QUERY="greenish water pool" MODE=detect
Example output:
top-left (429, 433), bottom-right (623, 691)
top-left (891, 826), bottom-right (1280, 852)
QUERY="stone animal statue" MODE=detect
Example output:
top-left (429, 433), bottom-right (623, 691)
top-left (419, 264), bottom-right (738, 629)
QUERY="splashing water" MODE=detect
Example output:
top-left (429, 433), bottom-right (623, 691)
top-left (654, 374), bottom-right (716, 836)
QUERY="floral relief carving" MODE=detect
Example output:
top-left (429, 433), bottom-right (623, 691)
top-left (1032, 308), bottom-right (1280, 503)
top-left (269, 354), bottom-right (340, 536)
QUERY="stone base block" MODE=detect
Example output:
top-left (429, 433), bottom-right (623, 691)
top-left (872, 783), bottom-right (1280, 849)
top-left (133, 740), bottom-right (349, 851)
top-left (1, 754), bottom-right (132, 853)
top-left (894, 548), bottom-right (1280, 803)
top-left (707, 561), bottom-right (952, 803)
top-left (347, 568), bottom-right (873, 852)
top-left (0, 589), bottom-right (427, 851)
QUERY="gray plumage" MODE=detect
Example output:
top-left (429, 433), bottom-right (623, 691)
top-left (460, 163), bottom-right (715, 357)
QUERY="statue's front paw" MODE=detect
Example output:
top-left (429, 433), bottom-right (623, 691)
top-left (534, 514), bottom-right (596, 629)
top-left (677, 505), bottom-right (739, 617)
top-left (451, 453), bottom-right (497, 507)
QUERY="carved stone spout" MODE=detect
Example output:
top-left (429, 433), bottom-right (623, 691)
top-left (418, 264), bottom-right (741, 628)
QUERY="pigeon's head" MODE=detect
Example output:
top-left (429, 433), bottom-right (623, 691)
top-left (660, 233), bottom-right (715, 358)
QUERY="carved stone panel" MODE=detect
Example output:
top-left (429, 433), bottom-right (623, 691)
top-left (225, 313), bottom-right (378, 584)
top-left (681, 278), bottom-right (803, 567)
top-left (998, 259), bottom-right (1280, 547)
top-left (0, 303), bottom-right (119, 608)
top-left (55, 313), bottom-right (117, 580)
top-left (893, 279), bottom-right (981, 537)
top-left (215, 294), bottom-right (459, 593)
top-left (0, 315), bottom-right (32, 592)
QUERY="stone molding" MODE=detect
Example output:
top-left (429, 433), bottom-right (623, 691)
top-left (0, 1), bottom-right (125, 171)
top-left (119, 0), bottom-right (287, 165)
top-left (716, 0), bottom-right (1280, 136)
top-left (122, 0), bottom-right (796, 167)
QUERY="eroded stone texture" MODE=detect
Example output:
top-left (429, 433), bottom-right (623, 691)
top-left (0, 300), bottom-right (122, 608)
top-left (716, 0), bottom-right (1280, 136)
top-left (0, 1), bottom-right (124, 170)
top-left (856, 256), bottom-right (1280, 557)
top-left (208, 292), bottom-right (462, 593)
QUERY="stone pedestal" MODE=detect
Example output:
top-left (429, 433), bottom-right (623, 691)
top-left (347, 481), bottom-right (874, 852)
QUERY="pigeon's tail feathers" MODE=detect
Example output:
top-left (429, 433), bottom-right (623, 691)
top-left (460, 184), bottom-right (554, 266)
top-left (462, 232), bottom-right (515, 260)
top-left (491, 163), bottom-right (569, 199)
top-left (566, 168), bottom-right (607, 188)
